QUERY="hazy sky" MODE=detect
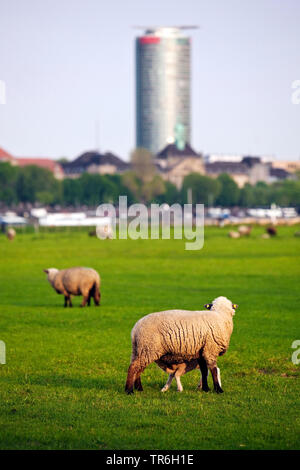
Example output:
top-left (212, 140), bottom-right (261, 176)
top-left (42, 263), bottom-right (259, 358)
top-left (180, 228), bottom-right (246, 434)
top-left (0, 0), bottom-right (299, 161)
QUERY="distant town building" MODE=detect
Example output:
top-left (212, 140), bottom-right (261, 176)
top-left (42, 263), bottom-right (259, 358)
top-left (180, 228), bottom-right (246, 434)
top-left (204, 153), bottom-right (274, 164)
top-left (1, 144), bottom-right (296, 187)
top-left (272, 160), bottom-right (300, 174)
top-left (205, 161), bottom-right (250, 187)
top-left (62, 151), bottom-right (129, 178)
top-left (156, 142), bottom-right (204, 188)
top-left (17, 158), bottom-right (64, 180)
top-left (205, 155), bottom-right (292, 187)
top-left (0, 146), bottom-right (63, 178)
top-left (136, 26), bottom-right (194, 154)
top-left (0, 147), bottom-right (18, 165)
top-left (204, 154), bottom-right (244, 164)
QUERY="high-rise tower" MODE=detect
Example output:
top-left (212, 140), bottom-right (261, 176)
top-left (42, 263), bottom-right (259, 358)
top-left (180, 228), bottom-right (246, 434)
top-left (136, 26), bottom-right (195, 155)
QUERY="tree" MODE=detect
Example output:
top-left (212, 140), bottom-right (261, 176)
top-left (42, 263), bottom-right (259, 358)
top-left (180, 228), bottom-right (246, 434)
top-left (252, 181), bottom-right (271, 207)
top-left (130, 148), bottom-right (156, 183)
top-left (16, 165), bottom-right (61, 204)
top-left (182, 173), bottom-right (221, 205)
top-left (121, 171), bottom-right (141, 202)
top-left (156, 181), bottom-right (180, 205)
top-left (0, 162), bottom-right (18, 204)
top-left (215, 173), bottom-right (240, 207)
top-left (239, 183), bottom-right (254, 207)
top-left (62, 178), bottom-right (83, 206)
top-left (142, 174), bottom-right (166, 202)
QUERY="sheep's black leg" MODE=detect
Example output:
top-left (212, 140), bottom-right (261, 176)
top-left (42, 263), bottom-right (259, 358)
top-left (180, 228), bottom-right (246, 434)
top-left (125, 361), bottom-right (146, 394)
top-left (125, 362), bottom-right (137, 394)
top-left (87, 295), bottom-right (91, 306)
top-left (198, 356), bottom-right (210, 392)
top-left (94, 289), bottom-right (101, 306)
top-left (64, 296), bottom-right (68, 308)
top-left (134, 376), bottom-right (143, 391)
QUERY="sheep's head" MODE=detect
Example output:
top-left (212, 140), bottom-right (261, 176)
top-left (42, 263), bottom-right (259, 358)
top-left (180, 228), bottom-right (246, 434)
top-left (43, 268), bottom-right (59, 284)
top-left (204, 296), bottom-right (238, 316)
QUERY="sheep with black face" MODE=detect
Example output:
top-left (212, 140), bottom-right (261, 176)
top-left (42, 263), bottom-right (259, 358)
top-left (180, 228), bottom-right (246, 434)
top-left (125, 296), bottom-right (238, 394)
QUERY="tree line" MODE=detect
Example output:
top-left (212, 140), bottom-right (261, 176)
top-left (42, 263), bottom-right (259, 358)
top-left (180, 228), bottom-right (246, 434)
top-left (0, 160), bottom-right (299, 209)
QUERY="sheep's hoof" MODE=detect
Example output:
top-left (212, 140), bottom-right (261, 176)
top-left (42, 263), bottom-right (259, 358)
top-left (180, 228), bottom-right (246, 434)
top-left (202, 386), bottom-right (210, 392)
top-left (214, 385), bottom-right (224, 394)
top-left (125, 388), bottom-right (134, 395)
top-left (161, 387), bottom-right (168, 393)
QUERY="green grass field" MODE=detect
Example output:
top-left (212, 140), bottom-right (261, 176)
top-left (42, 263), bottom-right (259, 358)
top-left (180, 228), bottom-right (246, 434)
top-left (0, 226), bottom-right (299, 450)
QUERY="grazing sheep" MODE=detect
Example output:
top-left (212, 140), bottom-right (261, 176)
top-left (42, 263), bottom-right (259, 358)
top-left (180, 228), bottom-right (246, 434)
top-left (96, 224), bottom-right (113, 239)
top-left (266, 226), bottom-right (277, 236)
top-left (228, 230), bottom-right (240, 239)
top-left (238, 225), bottom-right (252, 236)
top-left (6, 228), bottom-right (16, 241)
top-left (157, 357), bottom-right (201, 392)
top-left (44, 267), bottom-right (101, 307)
top-left (125, 296), bottom-right (238, 395)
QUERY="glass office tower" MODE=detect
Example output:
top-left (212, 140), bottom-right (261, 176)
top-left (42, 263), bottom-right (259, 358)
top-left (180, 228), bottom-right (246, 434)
top-left (136, 27), bottom-right (192, 154)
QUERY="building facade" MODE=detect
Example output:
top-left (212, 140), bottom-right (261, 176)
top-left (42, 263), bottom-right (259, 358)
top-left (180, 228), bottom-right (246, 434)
top-left (136, 27), bottom-right (192, 155)
top-left (155, 143), bottom-right (204, 188)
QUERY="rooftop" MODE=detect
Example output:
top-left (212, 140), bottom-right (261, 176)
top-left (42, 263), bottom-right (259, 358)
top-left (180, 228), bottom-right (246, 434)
top-left (17, 158), bottom-right (61, 172)
top-left (62, 151), bottom-right (129, 172)
top-left (136, 26), bottom-right (198, 38)
top-left (157, 143), bottom-right (200, 159)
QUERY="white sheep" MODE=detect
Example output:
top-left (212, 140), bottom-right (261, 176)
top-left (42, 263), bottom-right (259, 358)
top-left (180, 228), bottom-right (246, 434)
top-left (228, 231), bottom-right (240, 239)
top-left (96, 224), bottom-right (113, 239)
top-left (238, 225), bottom-right (252, 236)
top-left (44, 267), bottom-right (101, 307)
top-left (6, 228), bottom-right (16, 241)
top-left (125, 296), bottom-right (238, 394)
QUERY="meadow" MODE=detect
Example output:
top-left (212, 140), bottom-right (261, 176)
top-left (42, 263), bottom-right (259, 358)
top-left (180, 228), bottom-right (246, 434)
top-left (0, 225), bottom-right (299, 450)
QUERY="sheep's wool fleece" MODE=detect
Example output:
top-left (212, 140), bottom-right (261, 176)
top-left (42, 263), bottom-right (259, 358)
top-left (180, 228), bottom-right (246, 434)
top-left (131, 297), bottom-right (234, 363)
top-left (52, 267), bottom-right (100, 295)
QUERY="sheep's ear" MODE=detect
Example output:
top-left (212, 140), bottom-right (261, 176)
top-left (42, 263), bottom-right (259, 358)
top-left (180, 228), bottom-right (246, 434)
top-left (43, 269), bottom-right (49, 274)
top-left (232, 303), bottom-right (238, 309)
top-left (204, 303), bottom-right (212, 310)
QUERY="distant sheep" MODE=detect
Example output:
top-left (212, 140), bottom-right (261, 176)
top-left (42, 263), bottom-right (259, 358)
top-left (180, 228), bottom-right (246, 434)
top-left (228, 231), bottom-right (240, 239)
top-left (238, 225), bottom-right (252, 236)
top-left (44, 267), bottom-right (101, 307)
top-left (96, 224), bottom-right (113, 239)
top-left (266, 226), bottom-right (277, 236)
top-left (6, 228), bottom-right (16, 241)
top-left (125, 296), bottom-right (238, 395)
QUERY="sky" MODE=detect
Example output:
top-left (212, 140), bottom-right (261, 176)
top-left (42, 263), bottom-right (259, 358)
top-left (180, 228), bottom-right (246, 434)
top-left (0, 0), bottom-right (299, 161)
